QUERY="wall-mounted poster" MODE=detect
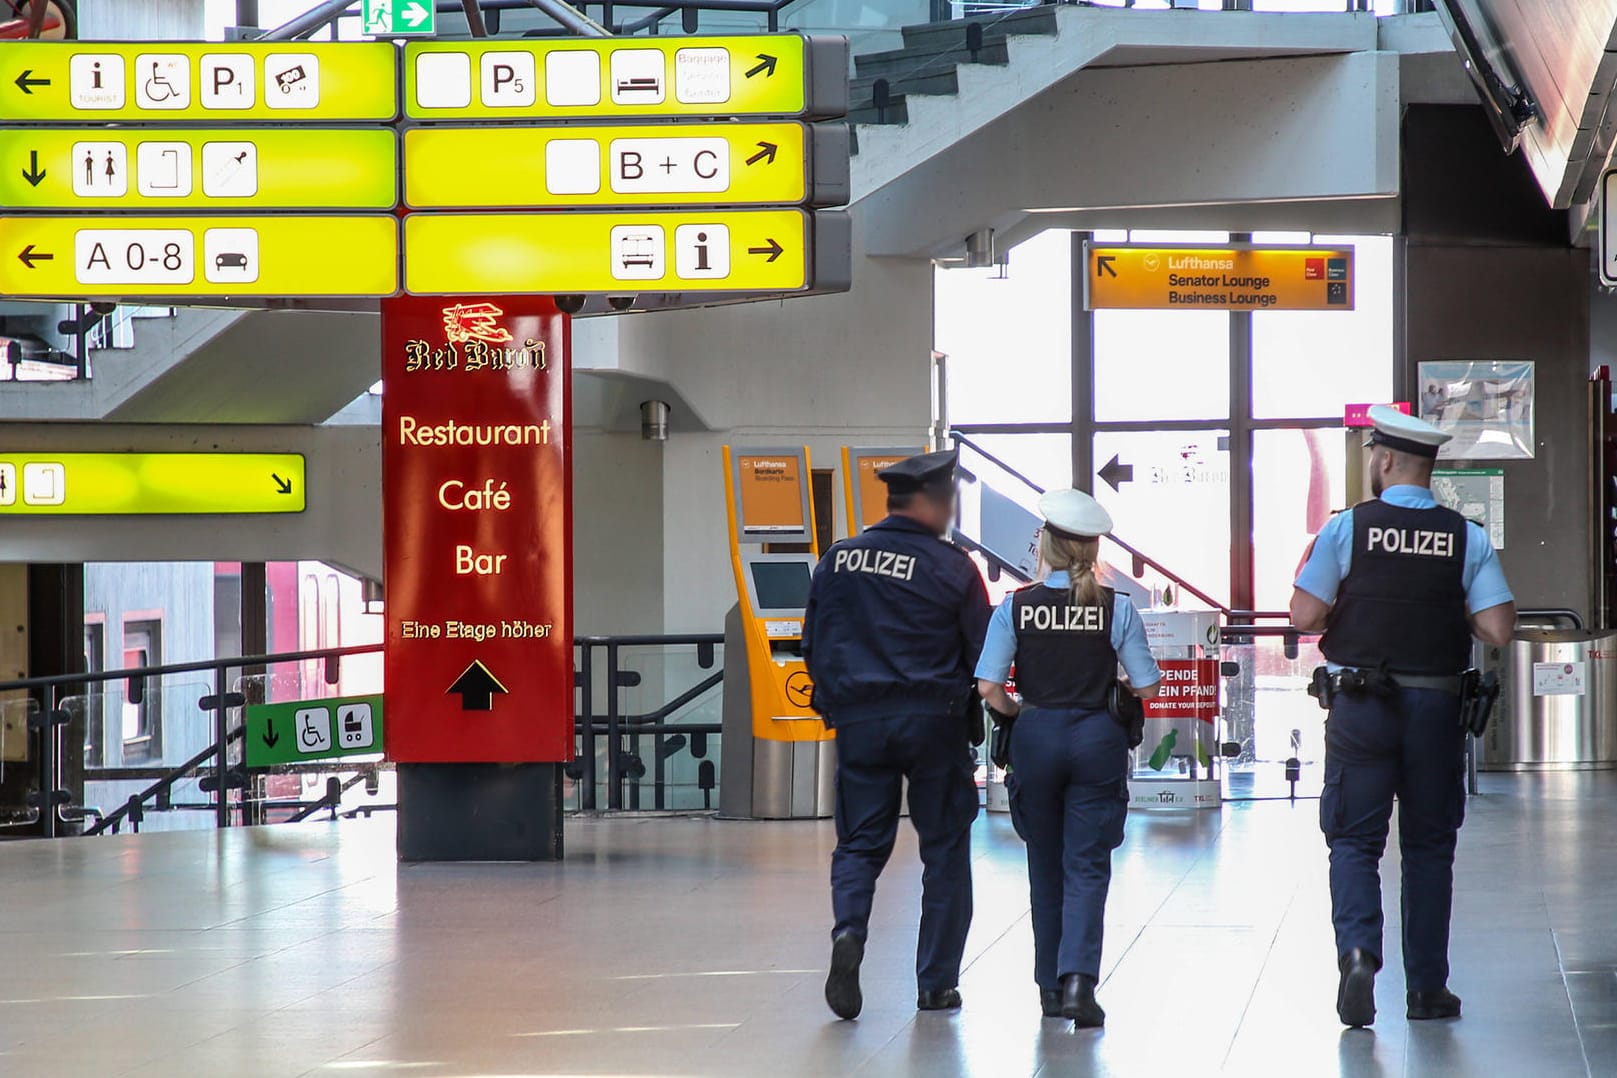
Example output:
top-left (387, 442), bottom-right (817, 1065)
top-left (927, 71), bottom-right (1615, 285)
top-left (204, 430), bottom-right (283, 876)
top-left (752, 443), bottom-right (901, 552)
top-left (1416, 360), bottom-right (1535, 460)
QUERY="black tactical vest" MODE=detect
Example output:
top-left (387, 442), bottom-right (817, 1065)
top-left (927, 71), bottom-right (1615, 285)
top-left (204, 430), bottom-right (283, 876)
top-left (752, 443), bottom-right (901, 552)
top-left (1320, 499), bottom-right (1471, 675)
top-left (1011, 584), bottom-right (1116, 709)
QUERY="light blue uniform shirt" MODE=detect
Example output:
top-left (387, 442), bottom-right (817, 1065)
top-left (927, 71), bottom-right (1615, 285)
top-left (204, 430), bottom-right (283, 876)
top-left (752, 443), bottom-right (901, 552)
top-left (1293, 485), bottom-right (1514, 611)
top-left (975, 571), bottom-right (1162, 689)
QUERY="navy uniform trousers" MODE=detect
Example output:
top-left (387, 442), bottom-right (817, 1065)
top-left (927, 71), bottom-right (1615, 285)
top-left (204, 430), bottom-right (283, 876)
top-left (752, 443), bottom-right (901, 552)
top-left (1321, 687), bottom-right (1467, 993)
top-left (1007, 707), bottom-right (1128, 990)
top-left (831, 713), bottom-right (978, 993)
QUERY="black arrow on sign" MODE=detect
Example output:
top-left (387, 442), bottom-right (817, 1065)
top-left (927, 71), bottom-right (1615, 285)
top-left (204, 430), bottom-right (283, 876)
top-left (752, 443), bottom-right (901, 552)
top-left (17, 244), bottom-right (51, 269)
top-left (745, 141), bottom-right (779, 166)
top-left (262, 717), bottom-right (281, 749)
top-left (747, 238), bottom-right (784, 263)
top-left (1098, 454), bottom-right (1134, 493)
top-left (21, 149), bottom-right (45, 187)
top-left (448, 660), bottom-right (508, 712)
top-left (271, 473), bottom-right (293, 495)
top-left (745, 54), bottom-right (778, 79)
top-left (1096, 254), bottom-right (1117, 279)
top-left (13, 70), bottom-right (48, 94)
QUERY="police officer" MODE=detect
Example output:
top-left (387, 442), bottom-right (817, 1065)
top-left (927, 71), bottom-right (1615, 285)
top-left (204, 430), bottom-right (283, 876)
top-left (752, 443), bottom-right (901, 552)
top-left (1291, 406), bottom-right (1516, 1028)
top-left (974, 489), bottom-right (1160, 1027)
top-left (802, 448), bottom-right (992, 1021)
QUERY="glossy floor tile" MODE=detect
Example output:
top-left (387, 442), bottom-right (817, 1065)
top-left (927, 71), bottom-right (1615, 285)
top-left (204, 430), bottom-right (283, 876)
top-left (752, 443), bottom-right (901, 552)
top-left (0, 771), bottom-right (1612, 1076)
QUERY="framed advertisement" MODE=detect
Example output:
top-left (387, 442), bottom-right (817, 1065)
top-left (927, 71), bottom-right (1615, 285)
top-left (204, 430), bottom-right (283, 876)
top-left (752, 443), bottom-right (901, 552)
top-left (1416, 360), bottom-right (1535, 460)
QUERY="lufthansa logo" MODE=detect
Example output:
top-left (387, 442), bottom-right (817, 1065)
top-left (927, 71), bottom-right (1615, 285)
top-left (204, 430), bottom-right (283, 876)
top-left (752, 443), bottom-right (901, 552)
top-left (784, 670), bottom-right (815, 709)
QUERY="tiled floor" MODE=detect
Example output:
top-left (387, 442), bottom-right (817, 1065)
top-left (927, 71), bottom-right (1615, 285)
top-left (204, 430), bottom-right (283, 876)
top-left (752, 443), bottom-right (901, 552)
top-left (0, 772), bottom-right (1612, 1077)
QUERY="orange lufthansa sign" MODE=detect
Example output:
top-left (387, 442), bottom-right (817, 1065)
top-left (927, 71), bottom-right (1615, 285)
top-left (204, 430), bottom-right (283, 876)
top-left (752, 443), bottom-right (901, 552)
top-left (737, 453), bottom-right (806, 533)
top-left (1084, 244), bottom-right (1356, 312)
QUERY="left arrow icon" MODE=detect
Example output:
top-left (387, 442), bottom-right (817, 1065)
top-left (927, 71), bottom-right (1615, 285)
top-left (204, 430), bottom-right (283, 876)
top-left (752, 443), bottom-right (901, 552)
top-left (13, 70), bottom-right (49, 95)
top-left (448, 661), bottom-right (508, 712)
top-left (21, 150), bottom-right (45, 187)
top-left (17, 244), bottom-right (52, 269)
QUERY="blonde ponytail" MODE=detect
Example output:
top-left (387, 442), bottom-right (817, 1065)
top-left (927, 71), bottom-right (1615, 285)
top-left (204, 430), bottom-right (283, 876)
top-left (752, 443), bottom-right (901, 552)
top-left (1039, 528), bottom-right (1106, 608)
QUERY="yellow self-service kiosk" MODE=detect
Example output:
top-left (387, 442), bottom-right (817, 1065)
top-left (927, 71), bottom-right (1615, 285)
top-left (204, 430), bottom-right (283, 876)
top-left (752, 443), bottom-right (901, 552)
top-left (718, 445), bottom-right (835, 819)
top-left (842, 446), bottom-right (921, 535)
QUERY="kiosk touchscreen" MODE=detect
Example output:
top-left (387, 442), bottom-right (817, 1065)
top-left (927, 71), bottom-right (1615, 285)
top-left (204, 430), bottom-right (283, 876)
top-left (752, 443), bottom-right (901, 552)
top-left (720, 445), bottom-right (832, 819)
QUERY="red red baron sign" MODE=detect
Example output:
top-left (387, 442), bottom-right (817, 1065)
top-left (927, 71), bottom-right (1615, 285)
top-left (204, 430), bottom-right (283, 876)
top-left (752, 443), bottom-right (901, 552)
top-left (1143, 659), bottom-right (1220, 722)
top-left (382, 295), bottom-right (573, 763)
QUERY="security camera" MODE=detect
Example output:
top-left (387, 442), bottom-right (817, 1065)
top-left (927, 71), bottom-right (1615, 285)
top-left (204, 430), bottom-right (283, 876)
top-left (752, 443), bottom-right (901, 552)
top-left (607, 295), bottom-right (636, 312)
top-left (553, 294), bottom-right (587, 315)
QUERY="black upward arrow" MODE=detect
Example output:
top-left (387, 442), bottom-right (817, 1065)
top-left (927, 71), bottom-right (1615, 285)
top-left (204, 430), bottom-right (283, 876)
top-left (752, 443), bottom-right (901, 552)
top-left (21, 149), bottom-right (44, 187)
top-left (745, 54), bottom-right (778, 79)
top-left (745, 141), bottom-right (778, 166)
top-left (262, 717), bottom-right (281, 749)
top-left (747, 238), bottom-right (784, 263)
top-left (17, 244), bottom-right (51, 269)
top-left (1096, 254), bottom-right (1118, 279)
top-left (1098, 454), bottom-right (1134, 493)
top-left (13, 70), bottom-right (48, 94)
top-left (448, 661), bottom-right (507, 712)
top-left (271, 473), bottom-right (292, 495)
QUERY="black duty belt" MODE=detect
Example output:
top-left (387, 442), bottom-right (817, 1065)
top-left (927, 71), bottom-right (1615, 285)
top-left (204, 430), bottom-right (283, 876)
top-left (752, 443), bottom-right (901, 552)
top-left (1389, 673), bottom-right (1464, 695)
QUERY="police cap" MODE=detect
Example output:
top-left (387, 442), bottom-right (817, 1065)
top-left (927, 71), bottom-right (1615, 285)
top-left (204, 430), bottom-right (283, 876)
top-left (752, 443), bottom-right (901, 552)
top-left (877, 448), bottom-right (959, 496)
top-left (1365, 404), bottom-right (1451, 459)
top-left (1039, 488), bottom-right (1113, 540)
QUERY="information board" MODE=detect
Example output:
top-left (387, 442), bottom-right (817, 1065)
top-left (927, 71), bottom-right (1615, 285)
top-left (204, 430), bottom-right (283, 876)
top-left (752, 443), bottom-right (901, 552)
top-left (245, 694), bottom-right (383, 767)
top-left (736, 452), bottom-right (807, 535)
top-left (0, 452), bottom-right (304, 514)
top-left (403, 208), bottom-right (812, 295)
top-left (0, 127), bottom-right (397, 210)
top-left (0, 214), bottom-right (398, 299)
top-left (1085, 244), bottom-right (1356, 312)
top-left (0, 42), bottom-right (399, 122)
top-left (382, 295), bottom-right (573, 764)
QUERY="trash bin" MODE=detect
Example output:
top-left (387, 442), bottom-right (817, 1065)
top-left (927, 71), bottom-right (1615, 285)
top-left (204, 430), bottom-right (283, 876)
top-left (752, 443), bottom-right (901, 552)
top-left (1480, 630), bottom-right (1617, 771)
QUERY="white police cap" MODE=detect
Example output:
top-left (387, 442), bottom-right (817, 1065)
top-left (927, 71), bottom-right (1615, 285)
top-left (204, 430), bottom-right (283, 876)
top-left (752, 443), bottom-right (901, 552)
top-left (1038, 488), bottom-right (1113, 540)
top-left (1365, 404), bottom-right (1451, 459)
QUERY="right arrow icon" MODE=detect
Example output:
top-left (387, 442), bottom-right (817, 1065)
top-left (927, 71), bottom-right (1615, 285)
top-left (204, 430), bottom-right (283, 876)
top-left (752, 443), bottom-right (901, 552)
top-left (747, 238), bottom-right (784, 263)
top-left (1098, 454), bottom-right (1134, 493)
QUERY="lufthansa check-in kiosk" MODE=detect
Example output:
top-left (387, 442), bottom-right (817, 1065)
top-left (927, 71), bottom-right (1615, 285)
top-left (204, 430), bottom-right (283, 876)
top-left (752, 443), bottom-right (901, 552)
top-left (842, 446), bottom-right (920, 535)
top-left (719, 446), bottom-right (835, 819)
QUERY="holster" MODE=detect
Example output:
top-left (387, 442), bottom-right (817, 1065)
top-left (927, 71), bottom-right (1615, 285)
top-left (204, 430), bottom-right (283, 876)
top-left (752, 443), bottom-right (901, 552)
top-left (1458, 668), bottom-right (1501, 737)
top-left (962, 686), bottom-right (987, 748)
top-left (1307, 666), bottom-right (1334, 711)
top-left (1108, 680), bottom-right (1146, 749)
top-left (987, 706), bottom-right (1015, 769)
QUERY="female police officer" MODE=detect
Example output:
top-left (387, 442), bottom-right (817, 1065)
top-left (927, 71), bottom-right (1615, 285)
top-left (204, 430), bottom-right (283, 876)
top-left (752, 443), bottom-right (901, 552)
top-left (975, 489), bottom-right (1160, 1027)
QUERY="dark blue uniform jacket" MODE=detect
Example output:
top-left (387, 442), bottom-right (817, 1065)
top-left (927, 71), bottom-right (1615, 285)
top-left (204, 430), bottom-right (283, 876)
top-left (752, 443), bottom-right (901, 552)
top-left (802, 515), bottom-right (992, 726)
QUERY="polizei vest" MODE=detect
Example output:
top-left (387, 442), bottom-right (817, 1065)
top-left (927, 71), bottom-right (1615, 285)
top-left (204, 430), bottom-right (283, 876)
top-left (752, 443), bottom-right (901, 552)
top-left (1011, 584), bottom-right (1116, 709)
top-left (1321, 499), bottom-right (1471, 676)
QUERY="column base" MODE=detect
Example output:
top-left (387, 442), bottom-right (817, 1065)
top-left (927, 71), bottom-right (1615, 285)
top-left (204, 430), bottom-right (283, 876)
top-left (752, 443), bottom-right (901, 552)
top-left (397, 762), bottom-right (563, 862)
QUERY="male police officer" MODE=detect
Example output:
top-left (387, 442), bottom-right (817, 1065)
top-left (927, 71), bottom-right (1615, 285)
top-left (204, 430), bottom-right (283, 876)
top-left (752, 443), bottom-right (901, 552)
top-left (802, 448), bottom-right (992, 1021)
top-left (1290, 406), bottom-right (1516, 1029)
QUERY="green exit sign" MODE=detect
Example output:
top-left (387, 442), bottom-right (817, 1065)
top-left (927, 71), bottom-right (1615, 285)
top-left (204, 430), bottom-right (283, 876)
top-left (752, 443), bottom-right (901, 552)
top-left (245, 694), bottom-right (384, 767)
top-left (364, 0), bottom-right (434, 35)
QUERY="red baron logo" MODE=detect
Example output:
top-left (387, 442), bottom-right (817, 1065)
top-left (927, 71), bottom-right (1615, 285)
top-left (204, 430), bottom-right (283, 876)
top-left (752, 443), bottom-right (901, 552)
top-left (441, 302), bottom-right (513, 345)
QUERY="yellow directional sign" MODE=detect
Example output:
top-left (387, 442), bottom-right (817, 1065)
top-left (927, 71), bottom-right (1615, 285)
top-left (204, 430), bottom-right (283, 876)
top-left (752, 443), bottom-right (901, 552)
top-left (403, 35), bottom-right (839, 120)
top-left (404, 121), bottom-right (845, 209)
top-left (403, 209), bottom-right (813, 295)
top-left (0, 453), bottom-right (305, 515)
top-left (0, 214), bottom-right (398, 299)
top-left (1085, 244), bottom-right (1356, 312)
top-left (0, 128), bottom-right (397, 210)
top-left (0, 42), bottom-right (398, 122)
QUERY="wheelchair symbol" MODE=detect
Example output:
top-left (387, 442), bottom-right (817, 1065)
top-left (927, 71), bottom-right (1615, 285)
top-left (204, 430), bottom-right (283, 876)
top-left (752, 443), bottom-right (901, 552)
top-left (293, 708), bottom-right (332, 754)
top-left (143, 62), bottom-right (179, 102)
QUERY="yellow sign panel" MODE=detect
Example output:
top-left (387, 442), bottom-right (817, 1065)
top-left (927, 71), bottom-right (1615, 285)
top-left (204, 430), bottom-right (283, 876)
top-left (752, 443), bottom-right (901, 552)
top-left (0, 128), bottom-right (397, 210)
top-left (403, 36), bottom-right (813, 120)
top-left (0, 215), bottom-right (398, 299)
top-left (0, 453), bottom-right (305, 515)
top-left (0, 42), bottom-right (398, 122)
top-left (1085, 245), bottom-right (1356, 312)
top-left (404, 122), bottom-right (813, 209)
top-left (404, 209), bottom-right (812, 295)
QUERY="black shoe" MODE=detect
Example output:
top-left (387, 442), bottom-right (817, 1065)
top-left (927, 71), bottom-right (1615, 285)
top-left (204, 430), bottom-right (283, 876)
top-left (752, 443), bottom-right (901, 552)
top-left (917, 988), bottom-right (963, 1011)
top-left (1060, 974), bottom-right (1105, 1028)
top-left (1040, 989), bottom-right (1062, 1018)
top-left (824, 932), bottom-right (864, 1021)
top-left (1336, 948), bottom-right (1379, 1028)
top-left (1408, 988), bottom-right (1462, 1020)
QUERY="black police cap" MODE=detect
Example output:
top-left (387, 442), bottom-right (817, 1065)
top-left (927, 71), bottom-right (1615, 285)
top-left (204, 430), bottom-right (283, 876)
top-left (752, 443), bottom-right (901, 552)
top-left (877, 448), bottom-right (958, 495)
